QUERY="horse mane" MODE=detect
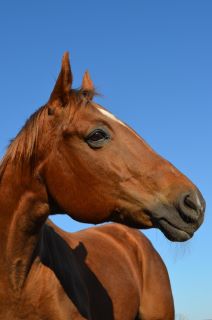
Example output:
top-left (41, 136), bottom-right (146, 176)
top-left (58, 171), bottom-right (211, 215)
top-left (0, 88), bottom-right (97, 179)
top-left (0, 105), bottom-right (47, 178)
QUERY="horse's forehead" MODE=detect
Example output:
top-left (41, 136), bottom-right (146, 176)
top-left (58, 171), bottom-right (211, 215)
top-left (92, 104), bottom-right (127, 128)
top-left (72, 103), bottom-right (143, 142)
top-left (91, 104), bottom-right (145, 143)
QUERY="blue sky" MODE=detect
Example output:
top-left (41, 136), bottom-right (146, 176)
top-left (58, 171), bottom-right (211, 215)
top-left (0, 1), bottom-right (211, 319)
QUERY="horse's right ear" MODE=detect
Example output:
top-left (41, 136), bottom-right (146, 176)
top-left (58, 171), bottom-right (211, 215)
top-left (49, 52), bottom-right (73, 107)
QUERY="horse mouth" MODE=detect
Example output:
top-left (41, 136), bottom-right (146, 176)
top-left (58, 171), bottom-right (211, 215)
top-left (148, 204), bottom-right (202, 242)
top-left (110, 204), bottom-right (202, 242)
top-left (156, 218), bottom-right (194, 242)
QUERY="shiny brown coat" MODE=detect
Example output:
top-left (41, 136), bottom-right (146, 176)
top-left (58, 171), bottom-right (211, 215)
top-left (1, 221), bottom-right (174, 320)
top-left (0, 53), bottom-right (205, 319)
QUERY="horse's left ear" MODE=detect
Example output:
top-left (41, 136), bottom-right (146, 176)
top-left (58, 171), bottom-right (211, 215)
top-left (49, 52), bottom-right (73, 106)
top-left (81, 70), bottom-right (95, 100)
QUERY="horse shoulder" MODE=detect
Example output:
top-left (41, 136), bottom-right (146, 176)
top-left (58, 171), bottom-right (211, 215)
top-left (83, 223), bottom-right (175, 320)
top-left (22, 222), bottom-right (91, 320)
top-left (123, 227), bottom-right (175, 320)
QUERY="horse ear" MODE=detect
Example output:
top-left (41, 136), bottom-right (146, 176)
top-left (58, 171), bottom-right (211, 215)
top-left (82, 70), bottom-right (94, 91)
top-left (49, 52), bottom-right (73, 106)
top-left (81, 71), bottom-right (95, 101)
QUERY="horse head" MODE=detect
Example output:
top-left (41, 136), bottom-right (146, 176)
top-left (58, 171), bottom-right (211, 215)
top-left (2, 53), bottom-right (205, 242)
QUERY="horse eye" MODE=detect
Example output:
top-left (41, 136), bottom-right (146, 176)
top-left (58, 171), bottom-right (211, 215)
top-left (86, 129), bottom-right (110, 148)
top-left (89, 130), bottom-right (106, 141)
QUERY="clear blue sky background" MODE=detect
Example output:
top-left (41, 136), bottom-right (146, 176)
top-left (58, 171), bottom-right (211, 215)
top-left (0, 1), bottom-right (211, 319)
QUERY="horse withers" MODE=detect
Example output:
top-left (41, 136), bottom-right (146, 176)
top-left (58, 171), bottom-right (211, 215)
top-left (0, 53), bottom-right (205, 319)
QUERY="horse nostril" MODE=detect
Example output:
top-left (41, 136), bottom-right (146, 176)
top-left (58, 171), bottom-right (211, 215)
top-left (179, 190), bottom-right (205, 223)
top-left (185, 193), bottom-right (200, 211)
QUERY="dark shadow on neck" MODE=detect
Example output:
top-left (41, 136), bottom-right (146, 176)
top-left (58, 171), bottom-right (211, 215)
top-left (37, 224), bottom-right (114, 320)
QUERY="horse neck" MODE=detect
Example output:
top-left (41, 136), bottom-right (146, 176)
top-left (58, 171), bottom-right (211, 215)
top-left (0, 163), bottom-right (49, 292)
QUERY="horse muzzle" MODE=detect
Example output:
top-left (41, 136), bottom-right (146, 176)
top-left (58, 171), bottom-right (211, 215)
top-left (152, 189), bottom-right (205, 242)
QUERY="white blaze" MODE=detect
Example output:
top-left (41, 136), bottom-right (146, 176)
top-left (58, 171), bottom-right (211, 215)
top-left (96, 107), bottom-right (127, 127)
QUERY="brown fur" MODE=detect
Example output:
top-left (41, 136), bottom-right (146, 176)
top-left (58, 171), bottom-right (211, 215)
top-left (0, 53), bottom-right (205, 319)
top-left (0, 90), bottom-right (95, 177)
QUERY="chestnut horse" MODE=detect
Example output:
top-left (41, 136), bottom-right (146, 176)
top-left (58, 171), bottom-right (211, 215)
top-left (0, 53), bottom-right (205, 319)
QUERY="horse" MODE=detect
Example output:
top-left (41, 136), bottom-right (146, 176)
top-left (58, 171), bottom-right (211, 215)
top-left (0, 52), bottom-right (205, 319)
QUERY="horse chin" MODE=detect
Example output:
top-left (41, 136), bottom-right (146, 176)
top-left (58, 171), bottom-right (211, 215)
top-left (156, 219), bottom-right (193, 242)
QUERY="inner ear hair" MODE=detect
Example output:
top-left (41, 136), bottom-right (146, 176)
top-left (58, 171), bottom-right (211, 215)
top-left (80, 89), bottom-right (95, 101)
